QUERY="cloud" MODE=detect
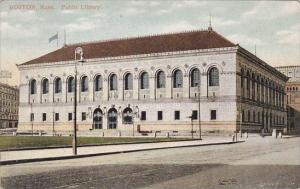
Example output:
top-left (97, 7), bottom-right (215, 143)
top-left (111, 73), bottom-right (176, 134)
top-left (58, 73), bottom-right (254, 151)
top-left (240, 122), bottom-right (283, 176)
top-left (227, 34), bottom-right (265, 46)
top-left (123, 7), bottom-right (145, 16)
top-left (1, 21), bottom-right (39, 39)
top-left (242, 1), bottom-right (300, 20)
top-left (160, 21), bottom-right (197, 33)
top-left (64, 17), bottom-right (99, 32)
top-left (276, 24), bottom-right (300, 45)
top-left (0, 10), bottom-right (44, 23)
top-left (171, 0), bottom-right (206, 9)
top-left (129, 0), bottom-right (160, 7)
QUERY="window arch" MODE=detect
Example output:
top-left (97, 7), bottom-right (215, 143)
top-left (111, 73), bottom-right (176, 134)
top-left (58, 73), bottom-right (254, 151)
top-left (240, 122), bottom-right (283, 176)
top-left (140, 72), bottom-right (149, 89)
top-left (208, 67), bottom-right (219, 86)
top-left (156, 71), bottom-right (165, 88)
top-left (54, 77), bottom-right (62, 93)
top-left (42, 78), bottom-right (49, 94)
top-left (94, 75), bottom-right (102, 91)
top-left (190, 68), bottom-right (200, 87)
top-left (109, 74), bottom-right (117, 91)
top-left (81, 76), bottom-right (88, 92)
top-left (173, 69), bottom-right (183, 88)
top-left (123, 107), bottom-right (133, 124)
top-left (67, 76), bottom-right (75, 93)
top-left (29, 79), bottom-right (37, 95)
top-left (124, 73), bottom-right (133, 90)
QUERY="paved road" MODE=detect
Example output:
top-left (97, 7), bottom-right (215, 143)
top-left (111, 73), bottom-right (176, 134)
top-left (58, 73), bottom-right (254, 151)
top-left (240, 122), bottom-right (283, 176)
top-left (0, 137), bottom-right (233, 162)
top-left (0, 136), bottom-right (299, 189)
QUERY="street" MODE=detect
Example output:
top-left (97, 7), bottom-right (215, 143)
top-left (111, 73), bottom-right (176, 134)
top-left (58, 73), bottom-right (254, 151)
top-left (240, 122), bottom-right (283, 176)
top-left (0, 136), bottom-right (299, 189)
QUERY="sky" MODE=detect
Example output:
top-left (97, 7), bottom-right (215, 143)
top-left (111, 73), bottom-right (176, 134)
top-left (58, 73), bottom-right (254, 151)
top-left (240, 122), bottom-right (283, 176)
top-left (0, 0), bottom-right (299, 86)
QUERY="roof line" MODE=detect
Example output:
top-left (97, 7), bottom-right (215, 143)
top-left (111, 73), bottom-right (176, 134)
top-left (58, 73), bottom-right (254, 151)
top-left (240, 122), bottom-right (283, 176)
top-left (66, 28), bottom-right (209, 47)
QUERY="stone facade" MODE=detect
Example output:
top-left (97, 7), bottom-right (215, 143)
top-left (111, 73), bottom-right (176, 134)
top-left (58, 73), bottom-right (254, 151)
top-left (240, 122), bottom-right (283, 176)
top-left (0, 82), bottom-right (19, 129)
top-left (17, 29), bottom-right (288, 135)
top-left (276, 65), bottom-right (300, 134)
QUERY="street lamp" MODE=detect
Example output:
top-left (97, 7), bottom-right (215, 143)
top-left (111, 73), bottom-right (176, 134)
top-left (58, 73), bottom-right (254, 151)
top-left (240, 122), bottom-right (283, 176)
top-left (30, 102), bottom-right (33, 136)
top-left (73, 47), bottom-right (85, 155)
top-left (197, 84), bottom-right (202, 140)
top-left (52, 101), bottom-right (57, 136)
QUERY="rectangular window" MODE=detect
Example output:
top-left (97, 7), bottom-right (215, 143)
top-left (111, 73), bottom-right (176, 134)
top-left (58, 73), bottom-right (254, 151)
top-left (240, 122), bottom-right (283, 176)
top-left (82, 112), bottom-right (86, 121)
top-left (158, 111), bottom-right (163, 120)
top-left (42, 113), bottom-right (46, 121)
top-left (68, 113), bottom-right (73, 121)
top-left (141, 111), bottom-right (146, 121)
top-left (174, 111), bottom-right (180, 120)
top-left (258, 112), bottom-right (260, 123)
top-left (210, 110), bottom-right (216, 120)
top-left (30, 113), bottom-right (34, 121)
top-left (192, 110), bottom-right (198, 120)
top-left (55, 113), bottom-right (59, 121)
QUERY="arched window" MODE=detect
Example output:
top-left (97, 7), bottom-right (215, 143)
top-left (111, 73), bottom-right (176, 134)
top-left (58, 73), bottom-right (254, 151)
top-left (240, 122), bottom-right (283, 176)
top-left (208, 67), bottom-right (219, 86)
top-left (81, 76), bottom-right (88, 92)
top-left (94, 75), bottom-right (102, 91)
top-left (29, 79), bottom-right (37, 95)
top-left (109, 74), bottom-right (117, 90)
top-left (54, 77), bottom-right (62, 93)
top-left (156, 71), bottom-right (165, 88)
top-left (140, 72), bottom-right (149, 89)
top-left (67, 76), bottom-right (75, 93)
top-left (123, 107), bottom-right (133, 124)
top-left (190, 68), bottom-right (200, 87)
top-left (173, 69), bottom-right (183, 88)
top-left (246, 71), bottom-right (250, 90)
top-left (42, 78), bottom-right (49, 94)
top-left (124, 73), bottom-right (133, 90)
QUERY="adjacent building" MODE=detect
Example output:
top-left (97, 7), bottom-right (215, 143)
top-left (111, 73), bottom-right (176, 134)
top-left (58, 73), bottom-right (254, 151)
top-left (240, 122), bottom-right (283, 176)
top-left (0, 82), bottom-right (19, 129)
top-left (276, 65), bottom-right (300, 134)
top-left (17, 28), bottom-right (288, 135)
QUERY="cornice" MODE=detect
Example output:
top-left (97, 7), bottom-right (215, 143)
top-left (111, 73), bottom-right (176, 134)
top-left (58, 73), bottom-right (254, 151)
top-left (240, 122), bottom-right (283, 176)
top-left (17, 46), bottom-right (238, 70)
top-left (237, 46), bottom-right (289, 82)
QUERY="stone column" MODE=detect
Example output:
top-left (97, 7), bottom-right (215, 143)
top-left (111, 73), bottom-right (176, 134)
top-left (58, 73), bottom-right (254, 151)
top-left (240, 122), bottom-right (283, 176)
top-left (103, 79), bottom-right (108, 101)
top-left (36, 80), bottom-right (41, 103)
top-left (118, 78), bottom-right (123, 100)
top-left (200, 73), bottom-right (207, 98)
top-left (49, 80), bottom-right (54, 103)
top-left (165, 75), bottom-right (172, 99)
top-left (149, 76), bottom-right (155, 99)
top-left (88, 78), bottom-right (94, 102)
top-left (133, 76), bottom-right (139, 100)
top-left (182, 74), bottom-right (189, 98)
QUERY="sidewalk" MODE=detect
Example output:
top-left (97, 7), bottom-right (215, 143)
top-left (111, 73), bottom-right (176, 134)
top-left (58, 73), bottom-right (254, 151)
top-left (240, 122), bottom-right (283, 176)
top-left (0, 137), bottom-right (243, 165)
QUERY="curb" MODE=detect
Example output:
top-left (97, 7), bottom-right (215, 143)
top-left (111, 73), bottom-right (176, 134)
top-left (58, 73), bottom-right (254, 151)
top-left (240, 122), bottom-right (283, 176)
top-left (0, 138), bottom-right (200, 152)
top-left (0, 141), bottom-right (244, 165)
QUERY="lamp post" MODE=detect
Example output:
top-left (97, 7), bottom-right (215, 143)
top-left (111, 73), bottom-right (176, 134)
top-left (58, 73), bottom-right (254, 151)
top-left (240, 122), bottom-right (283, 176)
top-left (197, 84), bottom-right (202, 140)
top-left (73, 47), bottom-right (84, 155)
top-left (52, 101), bottom-right (57, 136)
top-left (30, 102), bottom-right (33, 136)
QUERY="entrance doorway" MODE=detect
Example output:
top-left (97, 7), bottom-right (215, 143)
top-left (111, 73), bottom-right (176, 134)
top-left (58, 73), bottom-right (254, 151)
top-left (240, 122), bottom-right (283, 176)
top-left (93, 108), bottom-right (103, 129)
top-left (108, 108), bottom-right (118, 129)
